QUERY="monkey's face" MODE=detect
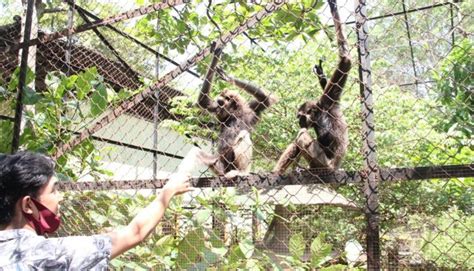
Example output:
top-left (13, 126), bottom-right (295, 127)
top-left (216, 90), bottom-right (243, 121)
top-left (297, 101), bottom-right (318, 128)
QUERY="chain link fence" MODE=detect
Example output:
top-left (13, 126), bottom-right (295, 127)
top-left (1, 0), bottom-right (472, 269)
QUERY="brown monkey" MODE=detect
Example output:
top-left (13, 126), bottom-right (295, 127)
top-left (197, 48), bottom-right (277, 178)
top-left (273, 0), bottom-right (351, 174)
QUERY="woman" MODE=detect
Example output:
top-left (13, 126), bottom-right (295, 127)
top-left (0, 151), bottom-right (192, 270)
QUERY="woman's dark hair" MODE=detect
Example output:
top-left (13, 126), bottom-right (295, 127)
top-left (0, 151), bottom-right (55, 225)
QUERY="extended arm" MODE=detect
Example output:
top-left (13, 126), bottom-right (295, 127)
top-left (320, 0), bottom-right (352, 109)
top-left (198, 48), bottom-right (223, 112)
top-left (217, 67), bottom-right (277, 115)
top-left (108, 173), bottom-right (192, 259)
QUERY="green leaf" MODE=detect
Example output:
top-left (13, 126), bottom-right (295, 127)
top-left (310, 233), bottom-right (333, 268)
top-left (193, 209), bottom-right (211, 226)
top-left (22, 86), bottom-right (41, 105)
top-left (90, 83), bottom-right (109, 116)
top-left (8, 69), bottom-right (19, 91)
top-left (202, 247), bottom-right (226, 265)
top-left (176, 228), bottom-right (205, 270)
top-left (255, 208), bottom-right (265, 221)
top-left (209, 229), bottom-right (225, 248)
top-left (25, 67), bottom-right (34, 86)
top-left (177, 21), bottom-right (186, 32)
top-left (321, 264), bottom-right (349, 271)
top-left (211, 246), bottom-right (227, 257)
top-left (76, 68), bottom-right (97, 100)
top-left (88, 210), bottom-right (108, 226)
top-left (56, 75), bottom-right (77, 99)
top-left (245, 259), bottom-right (260, 270)
top-left (154, 235), bottom-right (174, 256)
top-left (110, 258), bottom-right (126, 269)
top-left (289, 233), bottom-right (305, 259)
top-left (228, 244), bottom-right (245, 264)
top-left (238, 238), bottom-right (255, 259)
top-left (9, 67), bottom-right (36, 91)
top-left (124, 262), bottom-right (148, 271)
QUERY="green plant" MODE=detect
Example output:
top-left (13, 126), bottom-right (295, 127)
top-left (421, 207), bottom-right (474, 269)
top-left (432, 38), bottom-right (473, 139)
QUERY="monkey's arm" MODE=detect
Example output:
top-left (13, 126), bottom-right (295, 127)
top-left (274, 128), bottom-right (335, 174)
top-left (217, 67), bottom-right (276, 115)
top-left (321, 0), bottom-right (352, 109)
top-left (198, 49), bottom-right (223, 112)
top-left (273, 142), bottom-right (302, 175)
top-left (313, 59), bottom-right (328, 91)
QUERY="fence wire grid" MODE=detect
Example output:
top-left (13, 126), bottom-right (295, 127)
top-left (0, 0), bottom-right (473, 270)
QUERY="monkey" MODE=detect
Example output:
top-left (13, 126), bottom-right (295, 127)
top-left (196, 48), bottom-right (277, 178)
top-left (273, 0), bottom-right (351, 174)
top-left (262, 0), bottom-right (353, 250)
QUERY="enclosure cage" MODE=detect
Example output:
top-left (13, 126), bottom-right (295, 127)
top-left (0, 0), bottom-right (472, 270)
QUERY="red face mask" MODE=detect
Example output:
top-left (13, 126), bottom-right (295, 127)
top-left (23, 198), bottom-right (61, 235)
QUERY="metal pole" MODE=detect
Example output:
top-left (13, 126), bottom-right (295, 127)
top-left (11, 0), bottom-right (35, 153)
top-left (355, 0), bottom-right (381, 269)
top-left (329, 2), bottom-right (453, 28)
top-left (401, 0), bottom-right (419, 96)
top-left (153, 14), bottom-right (161, 182)
top-left (66, 0), bottom-right (74, 76)
top-left (449, 3), bottom-right (455, 47)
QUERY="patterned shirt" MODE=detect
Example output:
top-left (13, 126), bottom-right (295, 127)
top-left (0, 229), bottom-right (112, 270)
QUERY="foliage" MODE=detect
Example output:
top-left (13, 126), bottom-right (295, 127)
top-left (432, 38), bottom-right (473, 139)
top-left (60, 188), bottom-right (354, 270)
top-left (384, 207), bottom-right (473, 269)
top-left (60, 191), bottom-right (180, 269)
top-left (0, 0), bottom-right (20, 25)
top-left (0, 67), bottom-right (136, 179)
top-left (421, 207), bottom-right (474, 269)
top-left (130, 0), bottom-right (326, 56)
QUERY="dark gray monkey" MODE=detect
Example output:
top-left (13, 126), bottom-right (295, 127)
top-left (273, 0), bottom-right (351, 174)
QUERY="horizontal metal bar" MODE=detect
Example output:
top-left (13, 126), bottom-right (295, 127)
top-left (84, 133), bottom-right (184, 160)
top-left (398, 80), bottom-right (435, 87)
top-left (379, 164), bottom-right (473, 182)
top-left (330, 2), bottom-right (453, 27)
top-left (57, 164), bottom-right (474, 191)
top-left (0, 115), bottom-right (15, 121)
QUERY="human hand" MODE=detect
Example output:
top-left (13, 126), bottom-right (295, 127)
top-left (163, 173), bottom-right (193, 197)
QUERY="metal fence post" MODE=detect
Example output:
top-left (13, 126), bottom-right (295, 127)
top-left (11, 0), bottom-right (35, 153)
top-left (355, 0), bottom-right (381, 269)
top-left (153, 15), bottom-right (161, 183)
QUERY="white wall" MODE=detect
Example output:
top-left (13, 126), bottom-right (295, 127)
top-left (77, 113), bottom-right (212, 181)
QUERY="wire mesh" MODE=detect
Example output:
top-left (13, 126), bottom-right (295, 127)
top-left (0, 0), bottom-right (472, 270)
